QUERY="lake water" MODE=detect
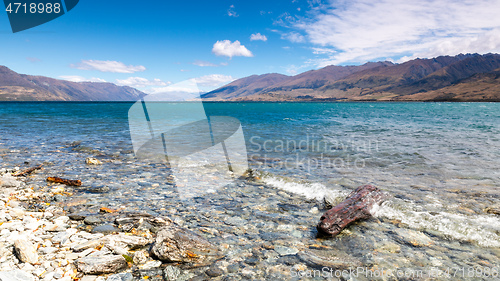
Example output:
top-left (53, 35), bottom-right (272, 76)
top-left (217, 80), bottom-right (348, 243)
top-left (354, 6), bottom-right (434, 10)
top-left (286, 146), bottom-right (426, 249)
top-left (1, 102), bottom-right (500, 279)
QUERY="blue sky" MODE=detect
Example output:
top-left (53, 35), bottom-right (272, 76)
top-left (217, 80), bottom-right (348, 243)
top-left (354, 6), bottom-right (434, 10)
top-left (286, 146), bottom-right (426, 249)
top-left (1, 0), bottom-right (500, 93)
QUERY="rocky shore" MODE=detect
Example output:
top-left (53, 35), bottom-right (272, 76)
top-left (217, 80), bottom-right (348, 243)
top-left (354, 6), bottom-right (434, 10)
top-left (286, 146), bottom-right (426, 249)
top-left (0, 168), bottom-right (206, 280)
top-left (0, 166), bottom-right (353, 281)
top-left (2, 162), bottom-right (500, 281)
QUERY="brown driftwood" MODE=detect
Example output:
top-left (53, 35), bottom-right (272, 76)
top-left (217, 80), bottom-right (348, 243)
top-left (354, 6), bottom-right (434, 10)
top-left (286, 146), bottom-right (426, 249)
top-left (317, 184), bottom-right (386, 236)
top-left (13, 165), bottom-right (43, 177)
top-left (47, 177), bottom-right (82, 187)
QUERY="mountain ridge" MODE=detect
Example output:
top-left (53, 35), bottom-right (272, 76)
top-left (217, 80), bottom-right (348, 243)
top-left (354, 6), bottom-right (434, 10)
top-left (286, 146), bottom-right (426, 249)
top-left (202, 53), bottom-right (500, 102)
top-left (0, 66), bottom-right (145, 101)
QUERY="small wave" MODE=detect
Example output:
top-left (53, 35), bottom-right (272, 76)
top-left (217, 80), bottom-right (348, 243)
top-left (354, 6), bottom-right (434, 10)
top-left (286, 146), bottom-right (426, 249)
top-left (261, 174), bottom-right (348, 201)
top-left (371, 200), bottom-right (500, 247)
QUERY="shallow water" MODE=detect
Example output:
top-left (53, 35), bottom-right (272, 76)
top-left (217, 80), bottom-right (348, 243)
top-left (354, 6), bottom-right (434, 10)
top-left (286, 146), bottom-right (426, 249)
top-left (1, 102), bottom-right (500, 279)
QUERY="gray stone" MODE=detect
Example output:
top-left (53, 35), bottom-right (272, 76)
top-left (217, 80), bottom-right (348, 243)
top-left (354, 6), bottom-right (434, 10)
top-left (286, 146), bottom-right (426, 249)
top-left (76, 255), bottom-right (127, 274)
top-left (151, 224), bottom-right (221, 263)
top-left (92, 224), bottom-right (119, 234)
top-left (84, 216), bottom-right (102, 225)
top-left (69, 213), bottom-right (87, 221)
top-left (133, 250), bottom-right (149, 264)
top-left (14, 239), bottom-right (38, 264)
top-left (0, 269), bottom-right (36, 281)
top-left (106, 272), bottom-right (133, 281)
top-left (140, 260), bottom-right (162, 270)
top-left (103, 233), bottom-right (149, 250)
top-left (163, 266), bottom-right (180, 281)
top-left (72, 240), bottom-right (103, 252)
top-left (206, 265), bottom-right (223, 277)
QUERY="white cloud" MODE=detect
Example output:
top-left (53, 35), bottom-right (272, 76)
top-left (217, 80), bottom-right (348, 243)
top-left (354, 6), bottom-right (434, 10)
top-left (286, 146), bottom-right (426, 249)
top-left (250, 33), bottom-right (268, 41)
top-left (59, 75), bottom-right (106, 83)
top-left (227, 5), bottom-right (238, 17)
top-left (212, 40), bottom-right (253, 59)
top-left (193, 74), bottom-right (236, 87)
top-left (293, 0), bottom-right (500, 66)
top-left (281, 32), bottom-right (305, 43)
top-left (115, 77), bottom-right (169, 88)
top-left (71, 60), bottom-right (146, 73)
top-left (192, 60), bottom-right (219, 67)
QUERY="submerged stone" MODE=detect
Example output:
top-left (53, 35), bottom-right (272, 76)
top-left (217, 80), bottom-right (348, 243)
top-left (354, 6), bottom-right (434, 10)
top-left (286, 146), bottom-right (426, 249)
top-left (151, 224), bottom-right (221, 263)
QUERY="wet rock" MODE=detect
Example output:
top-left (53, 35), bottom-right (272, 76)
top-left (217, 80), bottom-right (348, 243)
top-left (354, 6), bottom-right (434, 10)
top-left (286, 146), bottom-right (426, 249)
top-left (84, 216), bottom-right (102, 225)
top-left (226, 264), bottom-right (239, 273)
top-left (14, 239), bottom-right (38, 264)
top-left (393, 228), bottom-right (433, 247)
top-left (115, 214), bottom-right (170, 233)
top-left (69, 213), bottom-right (88, 221)
top-left (92, 224), bottom-right (120, 234)
top-left (83, 185), bottom-right (110, 193)
top-left (76, 254), bottom-right (127, 274)
top-left (245, 257), bottom-right (260, 265)
top-left (206, 265), bottom-right (224, 277)
top-left (151, 224), bottom-right (221, 263)
top-left (298, 249), bottom-right (363, 269)
top-left (86, 158), bottom-right (102, 165)
top-left (274, 246), bottom-right (298, 256)
top-left (376, 241), bottom-right (401, 253)
top-left (276, 255), bottom-right (301, 266)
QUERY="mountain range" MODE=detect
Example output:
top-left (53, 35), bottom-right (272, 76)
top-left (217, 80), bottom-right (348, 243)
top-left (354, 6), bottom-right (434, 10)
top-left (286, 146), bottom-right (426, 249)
top-left (0, 66), bottom-right (145, 101)
top-left (202, 53), bottom-right (500, 102)
top-left (1, 53), bottom-right (500, 102)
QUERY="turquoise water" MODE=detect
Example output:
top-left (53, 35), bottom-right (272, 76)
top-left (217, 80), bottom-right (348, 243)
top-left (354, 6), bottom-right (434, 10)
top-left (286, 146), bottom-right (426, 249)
top-left (1, 102), bottom-right (500, 259)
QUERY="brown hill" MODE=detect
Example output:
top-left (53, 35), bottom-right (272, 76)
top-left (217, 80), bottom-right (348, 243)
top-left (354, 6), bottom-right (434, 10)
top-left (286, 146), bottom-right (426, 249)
top-left (202, 53), bottom-right (500, 102)
top-left (0, 66), bottom-right (145, 101)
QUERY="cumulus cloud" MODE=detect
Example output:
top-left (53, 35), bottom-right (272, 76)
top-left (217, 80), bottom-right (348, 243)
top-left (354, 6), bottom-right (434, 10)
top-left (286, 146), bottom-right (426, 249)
top-left (59, 75), bottom-right (106, 83)
top-left (212, 40), bottom-right (253, 59)
top-left (250, 33), bottom-right (268, 41)
top-left (192, 74), bottom-right (236, 88)
top-left (115, 77), bottom-right (169, 88)
top-left (71, 60), bottom-right (146, 73)
top-left (292, 0), bottom-right (500, 66)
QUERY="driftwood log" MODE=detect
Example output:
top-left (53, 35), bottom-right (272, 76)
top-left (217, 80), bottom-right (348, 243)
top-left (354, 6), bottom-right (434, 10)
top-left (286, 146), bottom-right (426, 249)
top-left (317, 184), bottom-right (386, 236)
top-left (47, 177), bottom-right (82, 187)
top-left (13, 165), bottom-right (43, 177)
